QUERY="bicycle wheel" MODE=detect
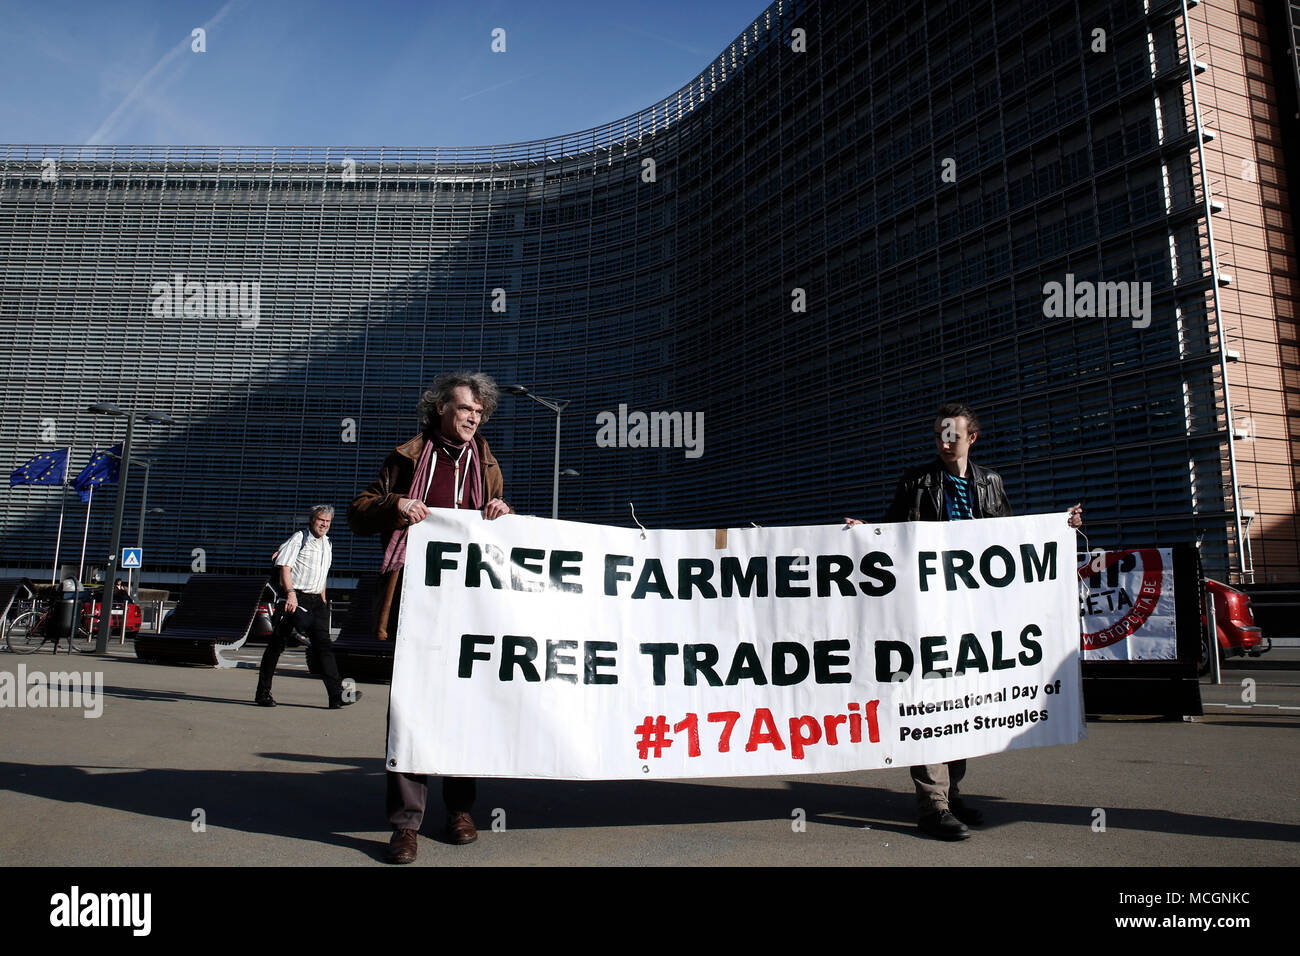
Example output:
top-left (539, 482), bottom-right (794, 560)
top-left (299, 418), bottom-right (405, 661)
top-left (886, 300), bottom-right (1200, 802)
top-left (5, 610), bottom-right (45, 654)
top-left (65, 622), bottom-right (96, 654)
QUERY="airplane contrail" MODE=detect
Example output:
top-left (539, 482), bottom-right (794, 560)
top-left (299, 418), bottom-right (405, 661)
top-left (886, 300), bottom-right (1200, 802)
top-left (86, 0), bottom-right (241, 145)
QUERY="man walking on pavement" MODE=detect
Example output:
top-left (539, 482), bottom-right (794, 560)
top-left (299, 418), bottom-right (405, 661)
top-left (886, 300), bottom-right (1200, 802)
top-left (255, 504), bottom-right (360, 710)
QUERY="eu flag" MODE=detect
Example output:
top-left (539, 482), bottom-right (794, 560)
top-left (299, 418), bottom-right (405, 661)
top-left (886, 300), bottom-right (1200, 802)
top-left (9, 448), bottom-right (69, 487)
top-left (73, 444), bottom-right (122, 503)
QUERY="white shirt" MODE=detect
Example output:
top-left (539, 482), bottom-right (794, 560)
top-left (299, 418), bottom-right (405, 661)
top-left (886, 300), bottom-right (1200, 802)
top-left (275, 528), bottom-right (331, 594)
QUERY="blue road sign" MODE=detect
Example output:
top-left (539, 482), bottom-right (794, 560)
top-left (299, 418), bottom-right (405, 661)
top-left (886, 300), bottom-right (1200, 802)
top-left (122, 548), bottom-right (143, 569)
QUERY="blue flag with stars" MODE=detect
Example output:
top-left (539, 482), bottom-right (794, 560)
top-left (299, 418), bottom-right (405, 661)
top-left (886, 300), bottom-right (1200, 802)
top-left (9, 448), bottom-right (69, 487)
top-left (73, 444), bottom-right (122, 503)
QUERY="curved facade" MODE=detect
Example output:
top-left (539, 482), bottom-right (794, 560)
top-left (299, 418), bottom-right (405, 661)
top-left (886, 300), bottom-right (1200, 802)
top-left (2, 0), bottom-right (1298, 585)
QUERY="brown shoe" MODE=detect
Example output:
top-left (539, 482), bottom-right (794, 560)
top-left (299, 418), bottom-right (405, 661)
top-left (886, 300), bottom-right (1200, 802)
top-left (446, 811), bottom-right (478, 845)
top-left (386, 828), bottom-right (418, 864)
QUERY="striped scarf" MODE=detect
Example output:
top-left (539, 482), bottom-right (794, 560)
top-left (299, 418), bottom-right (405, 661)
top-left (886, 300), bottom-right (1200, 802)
top-left (380, 434), bottom-right (484, 573)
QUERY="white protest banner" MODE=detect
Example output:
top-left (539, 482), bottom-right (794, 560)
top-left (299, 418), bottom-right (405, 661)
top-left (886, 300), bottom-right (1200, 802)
top-left (388, 511), bottom-right (1083, 779)
top-left (1079, 548), bottom-right (1177, 661)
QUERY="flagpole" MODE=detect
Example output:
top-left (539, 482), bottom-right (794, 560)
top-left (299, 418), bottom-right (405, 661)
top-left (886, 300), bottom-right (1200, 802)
top-left (51, 445), bottom-right (72, 584)
top-left (77, 445), bottom-right (98, 585)
top-left (78, 486), bottom-right (94, 585)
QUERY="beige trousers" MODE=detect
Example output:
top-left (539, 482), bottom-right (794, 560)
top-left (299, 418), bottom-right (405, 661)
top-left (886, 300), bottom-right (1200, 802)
top-left (910, 759), bottom-right (967, 815)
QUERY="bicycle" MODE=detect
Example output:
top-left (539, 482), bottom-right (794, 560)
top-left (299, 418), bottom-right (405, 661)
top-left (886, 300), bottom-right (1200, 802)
top-left (4, 599), bottom-right (94, 654)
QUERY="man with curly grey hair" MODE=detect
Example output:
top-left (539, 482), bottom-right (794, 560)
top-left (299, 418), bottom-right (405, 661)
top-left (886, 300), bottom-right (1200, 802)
top-left (349, 370), bottom-right (512, 863)
top-left (416, 371), bottom-right (500, 438)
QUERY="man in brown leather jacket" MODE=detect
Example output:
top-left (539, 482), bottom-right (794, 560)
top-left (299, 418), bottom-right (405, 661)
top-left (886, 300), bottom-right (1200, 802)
top-left (349, 371), bottom-right (512, 864)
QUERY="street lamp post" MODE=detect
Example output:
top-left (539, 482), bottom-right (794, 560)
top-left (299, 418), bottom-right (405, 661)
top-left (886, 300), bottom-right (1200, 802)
top-left (129, 459), bottom-right (155, 595)
top-left (504, 385), bottom-right (570, 520)
top-left (87, 403), bottom-right (174, 653)
top-left (122, 505), bottom-right (165, 644)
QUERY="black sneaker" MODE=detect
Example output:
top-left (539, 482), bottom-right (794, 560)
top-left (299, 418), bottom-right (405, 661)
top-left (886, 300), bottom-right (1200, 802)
top-left (918, 810), bottom-right (971, 841)
top-left (329, 689), bottom-right (363, 709)
top-left (254, 693), bottom-right (277, 707)
top-left (949, 798), bottom-right (984, 827)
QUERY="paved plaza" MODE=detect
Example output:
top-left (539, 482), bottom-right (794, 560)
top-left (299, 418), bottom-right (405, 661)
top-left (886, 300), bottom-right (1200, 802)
top-left (1, 645), bottom-right (1296, 867)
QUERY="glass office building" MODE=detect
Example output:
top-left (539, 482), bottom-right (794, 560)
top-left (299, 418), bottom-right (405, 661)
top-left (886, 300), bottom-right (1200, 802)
top-left (2, 0), bottom-right (1297, 585)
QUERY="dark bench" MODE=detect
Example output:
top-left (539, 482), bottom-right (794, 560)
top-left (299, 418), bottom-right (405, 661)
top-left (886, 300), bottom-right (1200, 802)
top-left (308, 573), bottom-right (393, 683)
top-left (135, 574), bottom-right (272, 668)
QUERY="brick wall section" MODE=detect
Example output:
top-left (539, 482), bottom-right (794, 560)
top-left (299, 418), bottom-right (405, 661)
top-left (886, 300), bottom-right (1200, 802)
top-left (1191, 0), bottom-right (1300, 581)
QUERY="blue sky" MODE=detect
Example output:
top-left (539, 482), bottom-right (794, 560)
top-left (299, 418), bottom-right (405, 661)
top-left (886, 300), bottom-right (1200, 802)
top-left (0, 0), bottom-right (768, 146)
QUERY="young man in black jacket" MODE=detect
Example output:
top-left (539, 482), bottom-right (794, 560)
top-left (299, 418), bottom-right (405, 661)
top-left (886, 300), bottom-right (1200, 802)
top-left (848, 402), bottom-right (1082, 840)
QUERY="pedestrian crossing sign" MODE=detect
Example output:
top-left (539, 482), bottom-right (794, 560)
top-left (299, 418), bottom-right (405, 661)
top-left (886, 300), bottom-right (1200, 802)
top-left (122, 548), bottom-right (143, 569)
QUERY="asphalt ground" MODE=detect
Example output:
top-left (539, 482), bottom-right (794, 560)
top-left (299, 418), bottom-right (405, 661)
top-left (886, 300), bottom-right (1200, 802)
top-left (1, 643), bottom-right (1295, 870)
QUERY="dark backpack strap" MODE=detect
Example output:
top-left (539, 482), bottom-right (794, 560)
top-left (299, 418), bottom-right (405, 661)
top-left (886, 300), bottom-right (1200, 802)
top-left (268, 529), bottom-right (309, 589)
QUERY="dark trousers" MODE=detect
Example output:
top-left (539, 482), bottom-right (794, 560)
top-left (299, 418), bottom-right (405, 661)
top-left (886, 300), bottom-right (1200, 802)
top-left (386, 772), bottom-right (477, 831)
top-left (256, 592), bottom-right (344, 703)
top-left (383, 691), bottom-right (476, 829)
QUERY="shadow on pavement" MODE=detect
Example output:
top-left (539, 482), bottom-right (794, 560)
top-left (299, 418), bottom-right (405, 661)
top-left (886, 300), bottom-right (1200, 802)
top-left (3, 757), bottom-right (1295, 859)
top-left (85, 683), bottom-right (326, 709)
